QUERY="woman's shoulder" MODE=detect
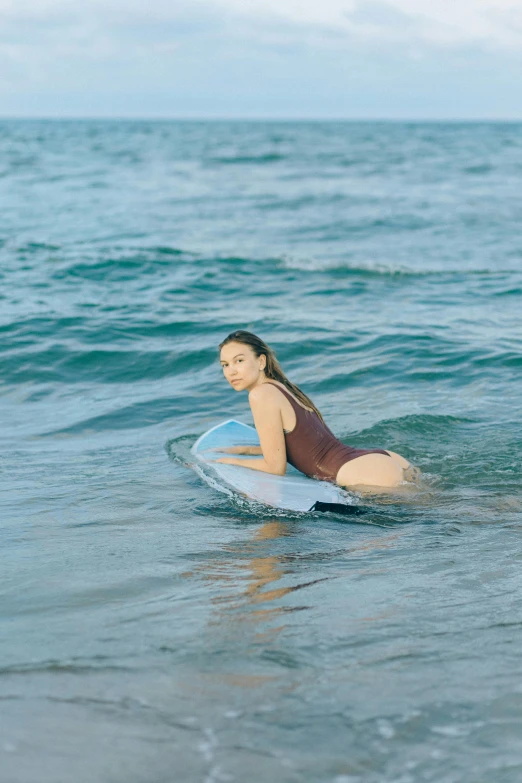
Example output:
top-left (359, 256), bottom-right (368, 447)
top-left (248, 382), bottom-right (283, 404)
top-left (250, 381), bottom-right (312, 412)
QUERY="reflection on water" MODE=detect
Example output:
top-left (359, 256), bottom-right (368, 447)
top-left (200, 520), bottom-right (313, 634)
top-left (188, 519), bottom-right (409, 675)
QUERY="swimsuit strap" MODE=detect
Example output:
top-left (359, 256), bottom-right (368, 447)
top-left (263, 381), bottom-right (313, 414)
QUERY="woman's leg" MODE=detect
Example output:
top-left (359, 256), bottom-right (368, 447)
top-left (384, 450), bottom-right (421, 482)
top-left (335, 453), bottom-right (405, 489)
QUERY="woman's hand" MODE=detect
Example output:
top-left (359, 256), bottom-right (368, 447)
top-left (213, 457), bottom-right (243, 465)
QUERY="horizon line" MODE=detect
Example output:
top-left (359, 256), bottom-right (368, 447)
top-left (1, 115), bottom-right (522, 123)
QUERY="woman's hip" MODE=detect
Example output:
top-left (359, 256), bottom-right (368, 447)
top-left (335, 452), bottom-right (405, 489)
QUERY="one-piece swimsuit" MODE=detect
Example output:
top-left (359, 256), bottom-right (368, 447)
top-left (265, 381), bottom-right (390, 483)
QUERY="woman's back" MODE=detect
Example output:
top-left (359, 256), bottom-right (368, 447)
top-left (264, 381), bottom-right (389, 482)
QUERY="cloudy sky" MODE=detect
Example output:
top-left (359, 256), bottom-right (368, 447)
top-left (1, 0), bottom-right (522, 118)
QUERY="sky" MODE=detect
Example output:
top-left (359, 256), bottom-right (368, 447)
top-left (1, 0), bottom-right (522, 119)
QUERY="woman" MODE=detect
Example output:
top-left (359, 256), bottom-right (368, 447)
top-left (214, 330), bottom-right (415, 490)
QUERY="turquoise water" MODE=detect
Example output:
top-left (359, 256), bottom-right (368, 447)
top-left (2, 120), bottom-right (522, 782)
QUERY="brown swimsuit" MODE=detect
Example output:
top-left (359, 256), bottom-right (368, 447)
top-left (266, 382), bottom-right (390, 483)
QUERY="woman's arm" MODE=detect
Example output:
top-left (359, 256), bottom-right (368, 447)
top-left (207, 445), bottom-right (262, 455)
top-left (214, 386), bottom-right (286, 475)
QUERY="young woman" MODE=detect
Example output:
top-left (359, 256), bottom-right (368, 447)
top-left (214, 331), bottom-right (416, 490)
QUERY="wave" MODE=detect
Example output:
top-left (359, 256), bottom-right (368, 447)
top-left (280, 255), bottom-right (522, 279)
top-left (1, 324), bottom-right (519, 390)
top-left (0, 344), bottom-right (217, 386)
top-left (207, 153), bottom-right (285, 165)
top-left (42, 397), bottom-right (186, 436)
top-left (51, 248), bottom-right (189, 282)
top-left (355, 413), bottom-right (475, 439)
top-left (4, 238), bottom-right (522, 285)
top-left (341, 413), bottom-right (479, 473)
top-left (15, 241), bottom-right (61, 254)
top-left (282, 255), bottom-right (420, 276)
top-left (0, 658), bottom-right (128, 676)
top-left (0, 316), bottom-right (212, 344)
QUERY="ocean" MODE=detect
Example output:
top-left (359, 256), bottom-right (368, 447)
top-left (1, 119), bottom-right (522, 782)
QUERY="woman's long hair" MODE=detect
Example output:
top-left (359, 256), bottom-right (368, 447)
top-left (219, 330), bottom-right (325, 424)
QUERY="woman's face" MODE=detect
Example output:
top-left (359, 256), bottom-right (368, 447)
top-left (219, 341), bottom-right (266, 392)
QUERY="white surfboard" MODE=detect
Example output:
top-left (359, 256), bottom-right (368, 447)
top-left (191, 419), bottom-right (363, 515)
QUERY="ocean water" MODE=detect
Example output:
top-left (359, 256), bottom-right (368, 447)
top-left (1, 119), bottom-right (522, 783)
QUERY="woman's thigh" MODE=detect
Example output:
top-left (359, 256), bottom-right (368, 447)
top-left (335, 453), bottom-right (404, 489)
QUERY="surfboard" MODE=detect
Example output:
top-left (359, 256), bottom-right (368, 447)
top-left (191, 419), bottom-right (363, 515)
